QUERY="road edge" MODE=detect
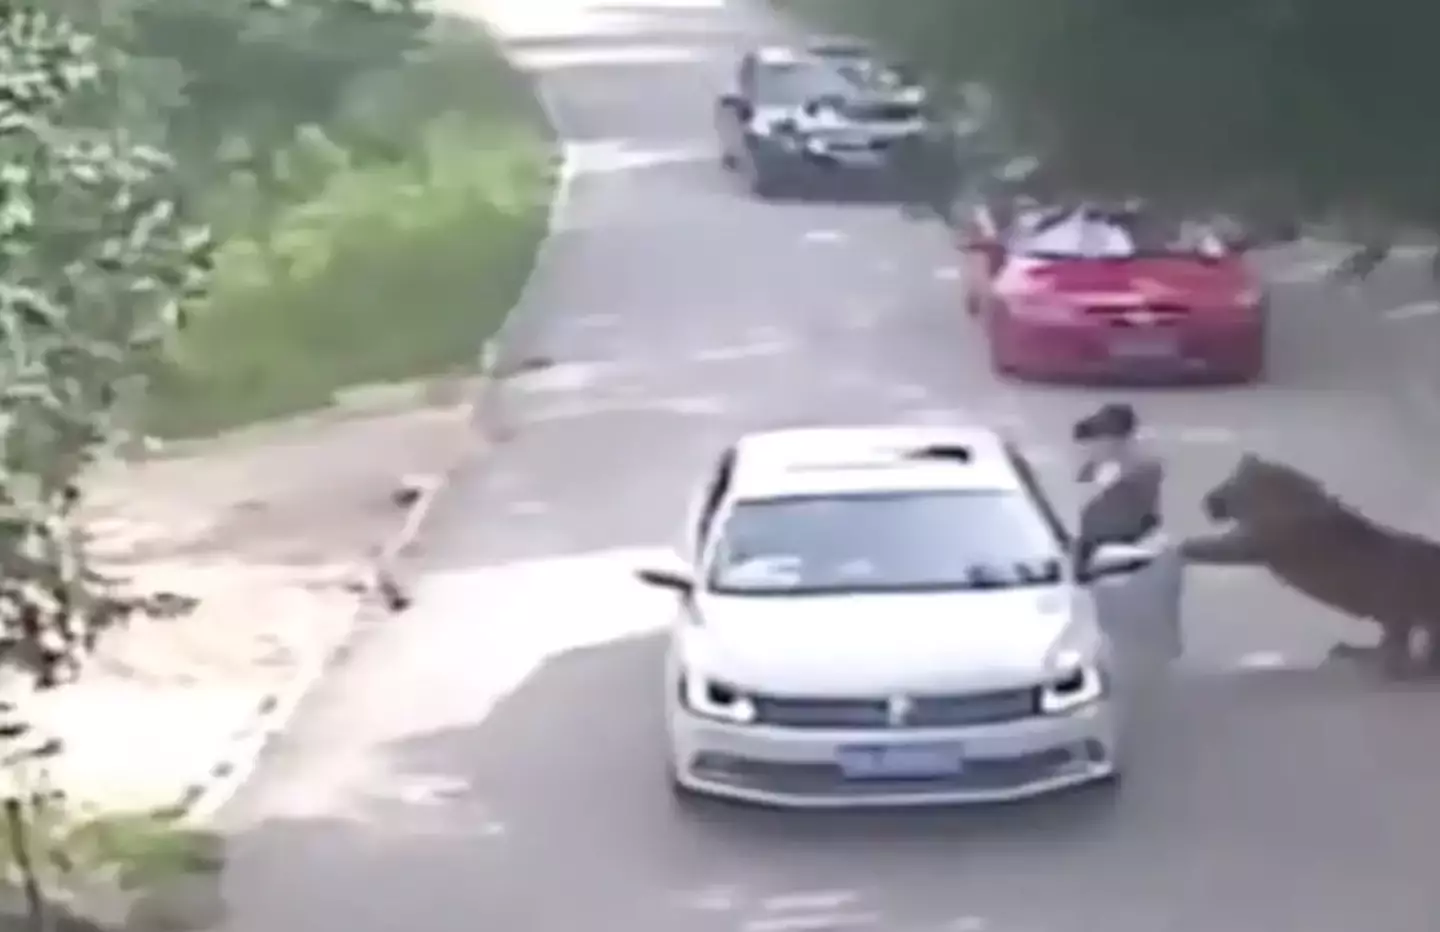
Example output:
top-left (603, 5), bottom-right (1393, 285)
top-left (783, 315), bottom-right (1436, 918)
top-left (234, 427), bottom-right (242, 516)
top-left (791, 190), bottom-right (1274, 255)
top-left (175, 434), bottom-right (475, 824)
top-left (173, 54), bottom-right (576, 826)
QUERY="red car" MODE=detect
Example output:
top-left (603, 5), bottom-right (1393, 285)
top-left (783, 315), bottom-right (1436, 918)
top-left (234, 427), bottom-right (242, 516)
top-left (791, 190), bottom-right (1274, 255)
top-left (958, 203), bottom-right (1267, 383)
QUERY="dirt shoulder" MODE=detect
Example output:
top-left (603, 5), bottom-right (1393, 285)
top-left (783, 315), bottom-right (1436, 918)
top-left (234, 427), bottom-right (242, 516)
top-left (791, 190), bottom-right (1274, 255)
top-left (27, 379), bottom-right (483, 813)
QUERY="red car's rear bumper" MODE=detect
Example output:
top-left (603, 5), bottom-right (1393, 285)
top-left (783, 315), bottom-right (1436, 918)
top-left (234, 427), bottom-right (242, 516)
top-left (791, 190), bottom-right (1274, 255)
top-left (991, 313), bottom-right (1265, 383)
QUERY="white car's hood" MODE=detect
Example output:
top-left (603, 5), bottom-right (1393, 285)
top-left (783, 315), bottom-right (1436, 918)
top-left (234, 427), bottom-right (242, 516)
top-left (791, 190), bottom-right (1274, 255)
top-left (683, 587), bottom-right (1086, 695)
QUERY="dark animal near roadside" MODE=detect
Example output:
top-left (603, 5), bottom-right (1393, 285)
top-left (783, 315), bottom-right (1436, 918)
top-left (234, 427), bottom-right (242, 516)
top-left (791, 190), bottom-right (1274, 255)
top-left (1185, 453), bottom-right (1440, 676)
top-left (1327, 237), bottom-right (1440, 287)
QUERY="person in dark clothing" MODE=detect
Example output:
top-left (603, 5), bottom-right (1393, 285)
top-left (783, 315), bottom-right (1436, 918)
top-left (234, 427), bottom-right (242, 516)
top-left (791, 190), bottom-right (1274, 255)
top-left (1074, 403), bottom-right (1138, 479)
top-left (1073, 403), bottom-right (1164, 553)
top-left (893, 122), bottom-right (960, 224)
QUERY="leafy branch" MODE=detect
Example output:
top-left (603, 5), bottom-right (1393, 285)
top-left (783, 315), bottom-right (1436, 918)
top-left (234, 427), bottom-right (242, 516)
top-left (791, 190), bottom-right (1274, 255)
top-left (0, 3), bottom-right (210, 688)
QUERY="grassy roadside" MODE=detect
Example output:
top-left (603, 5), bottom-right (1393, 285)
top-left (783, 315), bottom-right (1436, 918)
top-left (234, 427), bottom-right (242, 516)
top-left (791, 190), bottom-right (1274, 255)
top-left (146, 20), bottom-right (556, 439)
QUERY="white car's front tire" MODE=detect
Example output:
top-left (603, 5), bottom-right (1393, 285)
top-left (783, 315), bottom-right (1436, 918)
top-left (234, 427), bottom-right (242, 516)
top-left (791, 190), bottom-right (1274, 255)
top-left (1090, 759), bottom-right (1123, 788)
top-left (1074, 763), bottom-right (1124, 809)
top-left (664, 705), bottom-right (704, 807)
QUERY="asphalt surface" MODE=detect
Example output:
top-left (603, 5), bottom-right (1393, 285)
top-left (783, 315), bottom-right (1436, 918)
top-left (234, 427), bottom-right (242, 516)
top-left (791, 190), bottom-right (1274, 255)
top-left (217, 1), bottom-right (1440, 930)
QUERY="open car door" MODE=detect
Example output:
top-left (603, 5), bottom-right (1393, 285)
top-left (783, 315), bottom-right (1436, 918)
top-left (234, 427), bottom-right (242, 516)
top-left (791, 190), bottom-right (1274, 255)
top-left (956, 205), bottom-right (1007, 316)
top-left (957, 205), bottom-right (1006, 273)
top-left (684, 445), bottom-right (737, 563)
top-left (1077, 479), bottom-right (1184, 675)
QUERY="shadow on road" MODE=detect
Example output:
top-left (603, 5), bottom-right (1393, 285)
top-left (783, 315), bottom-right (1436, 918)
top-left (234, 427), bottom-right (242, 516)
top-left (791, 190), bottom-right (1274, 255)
top-left (216, 605), bottom-right (1440, 930)
top-left (220, 631), bottom-right (1128, 929)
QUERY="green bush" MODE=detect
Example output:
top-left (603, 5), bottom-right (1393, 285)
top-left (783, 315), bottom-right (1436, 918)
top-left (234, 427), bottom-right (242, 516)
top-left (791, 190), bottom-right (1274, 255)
top-left (76, 0), bottom-right (433, 205)
top-left (146, 22), bottom-right (556, 437)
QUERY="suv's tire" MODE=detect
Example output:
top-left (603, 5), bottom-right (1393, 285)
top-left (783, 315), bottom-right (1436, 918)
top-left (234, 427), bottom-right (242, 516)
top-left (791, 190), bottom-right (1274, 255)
top-left (740, 147), bottom-right (782, 200)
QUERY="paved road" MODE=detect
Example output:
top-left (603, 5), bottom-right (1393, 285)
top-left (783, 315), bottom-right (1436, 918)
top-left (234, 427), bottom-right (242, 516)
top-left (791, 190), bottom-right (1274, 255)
top-left (217, 1), bottom-right (1440, 930)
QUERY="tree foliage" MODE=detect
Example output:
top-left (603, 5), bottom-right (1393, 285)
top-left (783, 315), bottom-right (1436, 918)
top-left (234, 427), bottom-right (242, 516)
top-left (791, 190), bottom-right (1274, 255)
top-left (0, 0), bottom-right (425, 917)
top-left (802, 0), bottom-right (1440, 234)
top-left (0, 0), bottom-right (427, 681)
top-left (0, 0), bottom-right (427, 684)
top-left (0, 2), bottom-right (211, 686)
top-left (118, 0), bottom-right (430, 197)
top-left (0, 702), bottom-right (222, 929)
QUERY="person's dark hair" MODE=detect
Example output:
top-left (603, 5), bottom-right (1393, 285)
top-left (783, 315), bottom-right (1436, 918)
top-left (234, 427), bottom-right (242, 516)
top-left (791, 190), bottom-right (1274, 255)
top-left (1073, 402), bottom-right (1138, 441)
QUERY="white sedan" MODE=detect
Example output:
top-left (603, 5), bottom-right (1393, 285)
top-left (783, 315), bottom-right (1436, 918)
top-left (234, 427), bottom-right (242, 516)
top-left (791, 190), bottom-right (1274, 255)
top-left (635, 425), bottom-right (1183, 808)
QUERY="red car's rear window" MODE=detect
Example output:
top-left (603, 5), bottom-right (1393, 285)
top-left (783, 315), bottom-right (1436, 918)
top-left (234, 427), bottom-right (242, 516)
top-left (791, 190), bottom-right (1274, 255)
top-left (1010, 209), bottom-right (1226, 261)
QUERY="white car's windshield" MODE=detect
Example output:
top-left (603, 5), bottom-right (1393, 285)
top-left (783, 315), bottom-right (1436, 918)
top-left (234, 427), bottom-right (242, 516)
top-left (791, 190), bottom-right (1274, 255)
top-left (707, 490), bottom-right (1065, 595)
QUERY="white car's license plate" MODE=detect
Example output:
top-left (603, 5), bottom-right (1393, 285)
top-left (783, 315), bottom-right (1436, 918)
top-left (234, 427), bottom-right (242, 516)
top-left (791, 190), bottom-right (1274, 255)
top-left (837, 744), bottom-right (965, 779)
top-left (1109, 334), bottom-right (1177, 358)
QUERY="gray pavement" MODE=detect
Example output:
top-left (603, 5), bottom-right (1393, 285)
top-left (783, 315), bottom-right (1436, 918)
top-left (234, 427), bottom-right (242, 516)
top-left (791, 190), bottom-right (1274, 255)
top-left (216, 1), bottom-right (1440, 929)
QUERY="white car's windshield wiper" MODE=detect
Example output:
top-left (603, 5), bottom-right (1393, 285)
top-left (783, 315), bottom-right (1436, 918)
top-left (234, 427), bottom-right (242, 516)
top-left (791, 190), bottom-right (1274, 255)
top-left (964, 558), bottom-right (1063, 589)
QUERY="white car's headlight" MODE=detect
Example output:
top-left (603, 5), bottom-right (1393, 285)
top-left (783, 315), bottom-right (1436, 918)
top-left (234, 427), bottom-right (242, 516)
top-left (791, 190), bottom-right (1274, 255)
top-left (1039, 648), bottom-right (1108, 714)
top-left (803, 136), bottom-right (829, 154)
top-left (680, 671), bottom-right (758, 724)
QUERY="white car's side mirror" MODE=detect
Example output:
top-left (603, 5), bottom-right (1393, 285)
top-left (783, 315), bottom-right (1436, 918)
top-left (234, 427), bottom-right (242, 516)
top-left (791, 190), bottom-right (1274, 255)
top-left (1082, 541), bottom-right (1155, 581)
top-left (634, 554), bottom-right (695, 595)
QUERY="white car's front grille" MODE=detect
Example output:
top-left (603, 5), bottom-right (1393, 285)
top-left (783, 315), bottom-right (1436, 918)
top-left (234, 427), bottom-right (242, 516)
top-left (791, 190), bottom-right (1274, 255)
top-left (752, 688), bottom-right (1039, 729)
top-left (689, 745), bottom-right (1088, 797)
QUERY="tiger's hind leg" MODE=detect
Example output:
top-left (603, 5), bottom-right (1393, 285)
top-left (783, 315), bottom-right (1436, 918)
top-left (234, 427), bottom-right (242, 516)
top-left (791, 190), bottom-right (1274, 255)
top-left (1379, 622), bottom-right (1417, 678)
top-left (1327, 641), bottom-right (1388, 669)
top-left (1328, 622), bottom-right (1416, 678)
top-left (1415, 622), bottom-right (1440, 675)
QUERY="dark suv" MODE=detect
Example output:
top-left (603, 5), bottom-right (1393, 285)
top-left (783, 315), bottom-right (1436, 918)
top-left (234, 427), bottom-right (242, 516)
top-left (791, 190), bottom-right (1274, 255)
top-left (715, 44), bottom-right (929, 200)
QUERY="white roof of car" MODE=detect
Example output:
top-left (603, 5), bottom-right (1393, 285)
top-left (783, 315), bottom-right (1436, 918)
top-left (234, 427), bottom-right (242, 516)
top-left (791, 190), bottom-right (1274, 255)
top-left (730, 425), bottom-right (1019, 500)
top-left (755, 45), bottom-right (805, 65)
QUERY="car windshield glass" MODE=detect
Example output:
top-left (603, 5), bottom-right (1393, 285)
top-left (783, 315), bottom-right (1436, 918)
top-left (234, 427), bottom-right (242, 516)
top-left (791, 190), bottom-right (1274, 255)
top-left (1011, 207), bottom-right (1226, 260)
top-left (755, 62), bottom-right (851, 106)
top-left (707, 490), bottom-right (1065, 595)
top-left (829, 58), bottom-right (916, 94)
